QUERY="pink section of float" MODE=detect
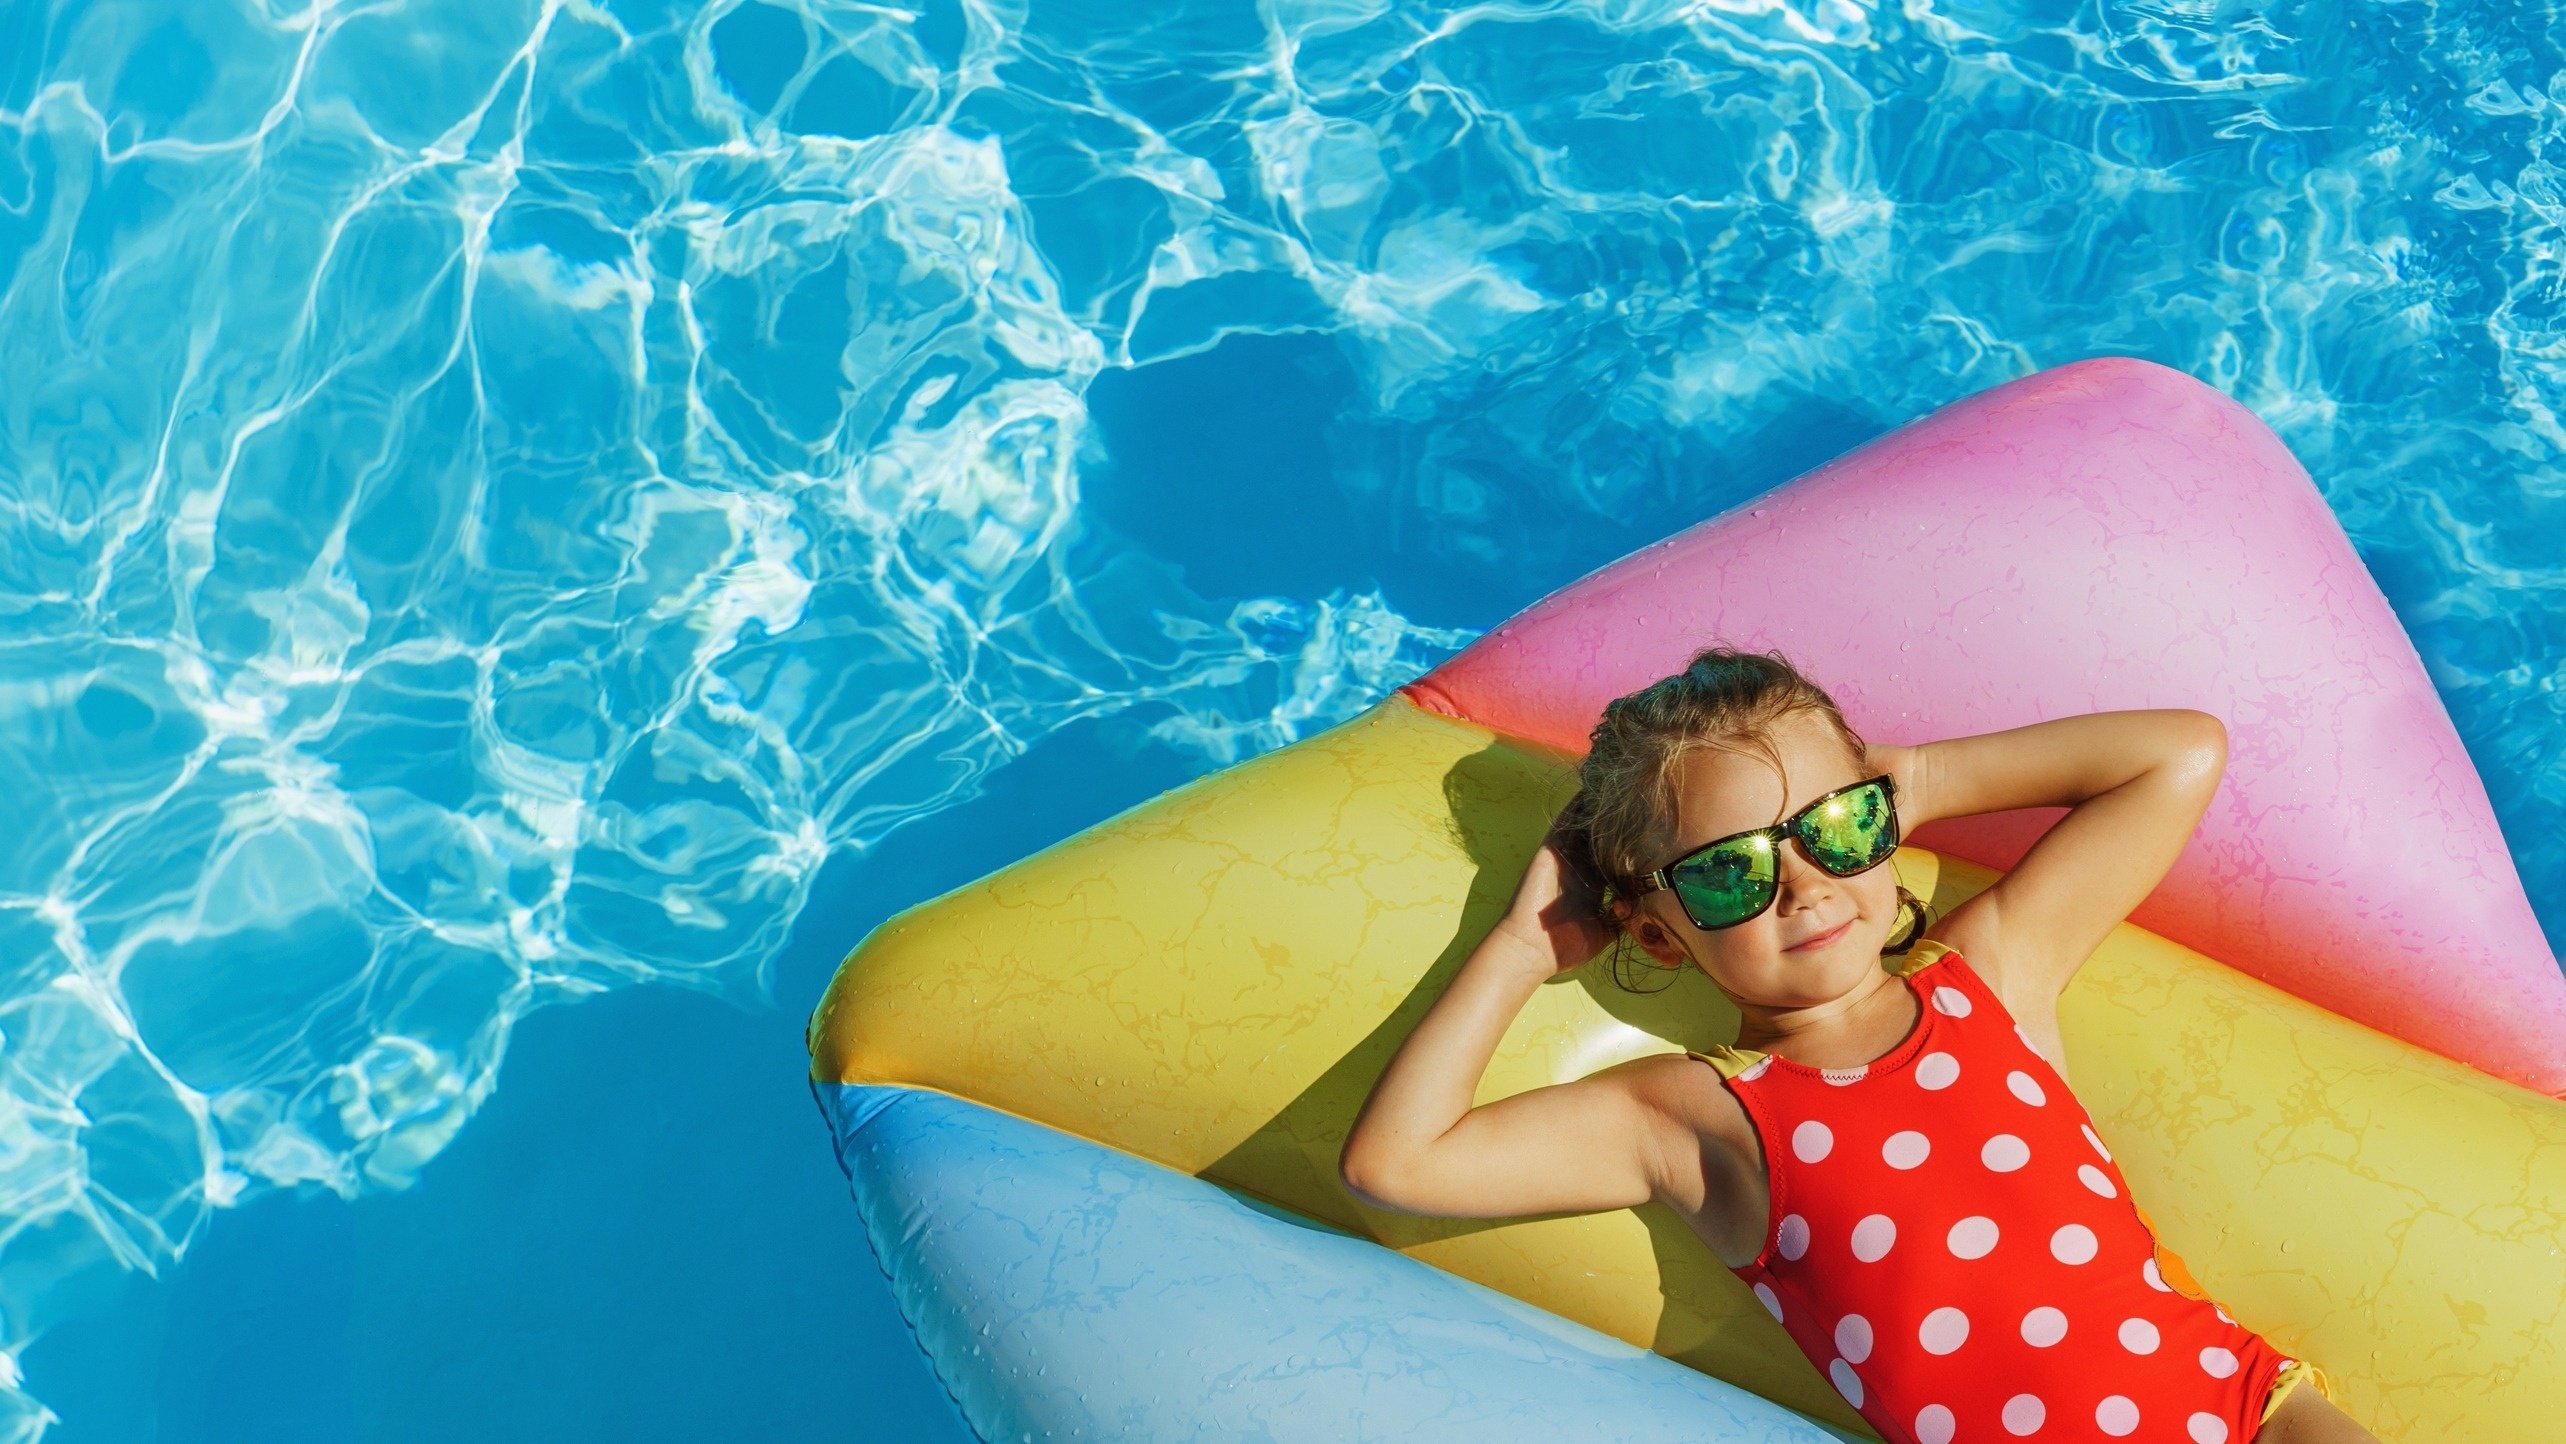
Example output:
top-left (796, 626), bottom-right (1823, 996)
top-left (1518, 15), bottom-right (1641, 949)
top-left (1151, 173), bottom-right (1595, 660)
top-left (1401, 355), bottom-right (2566, 1098)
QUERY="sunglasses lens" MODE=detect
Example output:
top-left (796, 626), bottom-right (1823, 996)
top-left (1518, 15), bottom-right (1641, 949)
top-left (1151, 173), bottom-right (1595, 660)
top-left (1671, 835), bottom-right (1778, 929)
top-left (1802, 779), bottom-right (1899, 875)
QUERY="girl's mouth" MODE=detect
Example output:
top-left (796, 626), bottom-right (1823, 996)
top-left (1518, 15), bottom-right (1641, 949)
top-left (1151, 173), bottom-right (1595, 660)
top-left (1786, 917), bottom-right (1853, 952)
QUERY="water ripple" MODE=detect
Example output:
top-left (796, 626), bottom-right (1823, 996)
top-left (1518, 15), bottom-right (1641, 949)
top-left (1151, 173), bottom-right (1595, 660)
top-left (0, 0), bottom-right (2559, 1435)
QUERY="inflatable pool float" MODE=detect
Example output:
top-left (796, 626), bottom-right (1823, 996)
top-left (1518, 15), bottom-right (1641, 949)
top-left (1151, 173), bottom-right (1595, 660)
top-left (810, 357), bottom-right (2566, 1441)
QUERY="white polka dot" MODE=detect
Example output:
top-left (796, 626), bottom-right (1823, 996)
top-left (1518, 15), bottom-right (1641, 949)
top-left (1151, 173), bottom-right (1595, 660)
top-left (1916, 1051), bottom-right (1960, 1089)
top-left (2020, 1306), bottom-right (2068, 1347)
top-left (1883, 1130), bottom-right (1931, 1169)
top-left (1946, 1215), bottom-right (1999, 1259)
top-left (1915, 1404), bottom-right (1957, 1444)
top-left (1835, 1313), bottom-right (1874, 1363)
top-left (1777, 1213), bottom-right (1810, 1261)
top-left (2096, 1395), bottom-right (2140, 1436)
top-left (1851, 1214), bottom-right (1897, 1262)
top-left (2142, 1258), bottom-right (2171, 1292)
top-left (1981, 1133), bottom-right (2030, 1171)
top-left (2050, 1224), bottom-right (2098, 1264)
top-left (1740, 1055), bottom-right (1774, 1081)
top-left (1822, 1065), bottom-right (1868, 1086)
top-left (2081, 1122), bottom-right (2113, 1161)
top-left (2002, 1393), bottom-right (2045, 1435)
top-left (2216, 1304), bottom-right (2234, 1324)
top-left (1830, 1357), bottom-right (1864, 1407)
top-left (1793, 1120), bottom-right (1834, 1162)
top-left (1918, 1306), bottom-right (1969, 1355)
top-left (2188, 1411), bottom-right (2231, 1443)
top-left (2199, 1345), bottom-right (2239, 1378)
top-left (1754, 1281), bottom-right (1782, 1320)
top-left (2006, 1070), bottom-right (2046, 1105)
top-left (1932, 985), bottom-right (1973, 1017)
top-left (2119, 1317), bottom-right (2160, 1354)
top-left (2079, 1164), bottom-right (2117, 1197)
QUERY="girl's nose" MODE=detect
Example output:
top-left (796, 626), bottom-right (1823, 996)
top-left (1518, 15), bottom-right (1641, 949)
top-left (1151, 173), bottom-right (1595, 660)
top-left (1772, 835), bottom-right (1842, 903)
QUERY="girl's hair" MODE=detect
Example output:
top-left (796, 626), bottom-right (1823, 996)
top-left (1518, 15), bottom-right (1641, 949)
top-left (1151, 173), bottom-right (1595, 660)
top-left (1549, 643), bottom-right (1930, 991)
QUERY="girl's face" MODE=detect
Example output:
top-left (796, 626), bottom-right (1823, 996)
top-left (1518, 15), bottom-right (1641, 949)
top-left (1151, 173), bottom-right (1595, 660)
top-left (1617, 710), bottom-right (1902, 1006)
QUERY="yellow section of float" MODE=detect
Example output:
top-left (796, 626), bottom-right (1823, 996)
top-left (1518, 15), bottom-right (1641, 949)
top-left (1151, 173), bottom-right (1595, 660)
top-left (809, 693), bottom-right (2566, 1442)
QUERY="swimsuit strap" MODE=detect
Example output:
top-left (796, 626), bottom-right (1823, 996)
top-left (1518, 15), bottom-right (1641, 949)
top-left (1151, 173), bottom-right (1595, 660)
top-left (1897, 935), bottom-right (1959, 977)
top-left (1683, 1045), bottom-right (1765, 1082)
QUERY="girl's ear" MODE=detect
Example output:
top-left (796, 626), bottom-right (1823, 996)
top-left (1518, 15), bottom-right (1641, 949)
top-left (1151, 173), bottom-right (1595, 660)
top-left (1606, 892), bottom-right (1691, 969)
top-left (1623, 907), bottom-right (1690, 970)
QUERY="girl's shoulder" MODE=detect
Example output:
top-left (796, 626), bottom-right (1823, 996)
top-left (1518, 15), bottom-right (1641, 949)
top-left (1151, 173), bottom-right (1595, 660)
top-left (1906, 903), bottom-right (2058, 1012)
top-left (1902, 935), bottom-right (2026, 1025)
top-left (1903, 927), bottom-right (2034, 1017)
top-left (1905, 932), bottom-right (2079, 1081)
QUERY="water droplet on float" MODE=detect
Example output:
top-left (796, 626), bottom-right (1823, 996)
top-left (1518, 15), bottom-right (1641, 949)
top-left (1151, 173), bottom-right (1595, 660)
top-left (1901, 640), bottom-right (1912, 651)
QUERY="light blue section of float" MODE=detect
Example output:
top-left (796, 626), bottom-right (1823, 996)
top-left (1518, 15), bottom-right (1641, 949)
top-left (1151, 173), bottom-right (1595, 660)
top-left (819, 1082), bottom-right (1869, 1444)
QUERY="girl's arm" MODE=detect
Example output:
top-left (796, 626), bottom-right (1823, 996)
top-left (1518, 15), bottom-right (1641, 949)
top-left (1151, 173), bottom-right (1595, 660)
top-left (1869, 708), bottom-right (2229, 1009)
top-left (1338, 829), bottom-right (1676, 1221)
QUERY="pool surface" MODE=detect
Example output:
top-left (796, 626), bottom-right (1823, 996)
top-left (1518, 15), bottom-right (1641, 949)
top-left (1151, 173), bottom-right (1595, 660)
top-left (1, 0), bottom-right (2559, 1438)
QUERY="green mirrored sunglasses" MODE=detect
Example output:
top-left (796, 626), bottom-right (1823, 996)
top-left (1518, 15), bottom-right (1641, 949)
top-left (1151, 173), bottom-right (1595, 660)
top-left (1632, 774), bottom-right (1901, 932)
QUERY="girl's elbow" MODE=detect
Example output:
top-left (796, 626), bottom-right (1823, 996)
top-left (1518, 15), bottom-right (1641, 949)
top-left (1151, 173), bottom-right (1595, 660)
top-left (2171, 710), bottom-right (2228, 780)
top-left (1339, 1149), bottom-right (1418, 1214)
top-left (2189, 708), bottom-right (2229, 754)
top-left (1344, 1149), bottom-right (1447, 1215)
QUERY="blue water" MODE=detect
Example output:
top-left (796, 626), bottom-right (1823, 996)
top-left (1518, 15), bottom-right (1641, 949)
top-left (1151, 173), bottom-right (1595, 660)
top-left (0, 0), bottom-right (2559, 1437)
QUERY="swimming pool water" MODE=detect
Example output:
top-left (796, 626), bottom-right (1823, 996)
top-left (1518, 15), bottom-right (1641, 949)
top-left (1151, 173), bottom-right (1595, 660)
top-left (0, 0), bottom-right (2559, 1436)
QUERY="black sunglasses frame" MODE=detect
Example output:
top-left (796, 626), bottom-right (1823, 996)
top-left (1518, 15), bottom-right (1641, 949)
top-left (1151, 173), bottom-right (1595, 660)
top-left (1633, 774), bottom-right (1901, 932)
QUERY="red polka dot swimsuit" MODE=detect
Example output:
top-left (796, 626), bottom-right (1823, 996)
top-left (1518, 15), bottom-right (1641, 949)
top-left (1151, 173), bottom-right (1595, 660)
top-left (1687, 940), bottom-right (2303, 1444)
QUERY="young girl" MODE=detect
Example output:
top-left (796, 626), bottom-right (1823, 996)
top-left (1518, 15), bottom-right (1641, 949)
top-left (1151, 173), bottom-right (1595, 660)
top-left (1340, 646), bottom-right (2378, 1444)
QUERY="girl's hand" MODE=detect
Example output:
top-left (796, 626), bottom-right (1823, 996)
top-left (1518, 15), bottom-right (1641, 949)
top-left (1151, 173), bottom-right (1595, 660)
top-left (1488, 819), bottom-right (1621, 979)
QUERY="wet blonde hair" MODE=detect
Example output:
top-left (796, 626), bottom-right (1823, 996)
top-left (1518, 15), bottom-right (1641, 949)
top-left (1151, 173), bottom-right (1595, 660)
top-left (1550, 643), bottom-right (1929, 990)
